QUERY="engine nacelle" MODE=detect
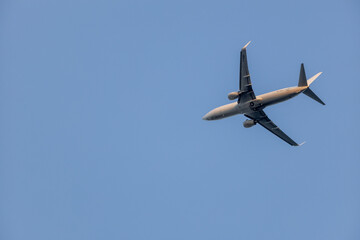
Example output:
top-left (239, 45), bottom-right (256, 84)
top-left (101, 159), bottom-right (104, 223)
top-left (228, 91), bottom-right (240, 100)
top-left (243, 119), bottom-right (256, 128)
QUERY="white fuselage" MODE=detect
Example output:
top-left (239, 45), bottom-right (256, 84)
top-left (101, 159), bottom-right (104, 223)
top-left (202, 86), bottom-right (307, 120)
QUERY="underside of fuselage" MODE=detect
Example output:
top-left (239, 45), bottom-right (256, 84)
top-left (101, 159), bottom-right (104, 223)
top-left (202, 86), bottom-right (306, 121)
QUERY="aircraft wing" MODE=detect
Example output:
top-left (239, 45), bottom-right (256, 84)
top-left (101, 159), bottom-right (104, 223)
top-left (238, 41), bottom-right (256, 104)
top-left (245, 110), bottom-right (300, 146)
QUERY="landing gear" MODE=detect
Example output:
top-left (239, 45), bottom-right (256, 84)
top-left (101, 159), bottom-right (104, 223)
top-left (249, 101), bottom-right (263, 111)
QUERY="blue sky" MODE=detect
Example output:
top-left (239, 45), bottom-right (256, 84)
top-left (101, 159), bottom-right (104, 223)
top-left (0, 0), bottom-right (359, 239)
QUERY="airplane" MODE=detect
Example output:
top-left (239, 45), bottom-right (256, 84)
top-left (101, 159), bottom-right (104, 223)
top-left (202, 42), bottom-right (325, 146)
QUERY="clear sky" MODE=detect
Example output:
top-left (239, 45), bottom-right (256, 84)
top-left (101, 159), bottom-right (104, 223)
top-left (0, 0), bottom-right (359, 239)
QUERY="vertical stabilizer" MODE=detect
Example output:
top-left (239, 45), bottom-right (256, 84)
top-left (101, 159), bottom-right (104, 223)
top-left (298, 63), bottom-right (307, 87)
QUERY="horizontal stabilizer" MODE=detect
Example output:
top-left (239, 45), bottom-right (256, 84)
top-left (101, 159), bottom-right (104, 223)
top-left (307, 72), bottom-right (322, 86)
top-left (303, 88), bottom-right (325, 105)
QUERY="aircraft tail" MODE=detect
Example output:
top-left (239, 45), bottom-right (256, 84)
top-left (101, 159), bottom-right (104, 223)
top-left (303, 88), bottom-right (325, 105)
top-left (298, 63), bottom-right (308, 87)
top-left (298, 63), bottom-right (325, 105)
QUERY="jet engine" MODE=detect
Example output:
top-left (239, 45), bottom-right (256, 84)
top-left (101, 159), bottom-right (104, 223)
top-left (228, 91), bottom-right (240, 100)
top-left (243, 119), bottom-right (256, 128)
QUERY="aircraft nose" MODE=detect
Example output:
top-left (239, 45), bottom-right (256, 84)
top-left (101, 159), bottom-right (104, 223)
top-left (202, 113), bottom-right (210, 120)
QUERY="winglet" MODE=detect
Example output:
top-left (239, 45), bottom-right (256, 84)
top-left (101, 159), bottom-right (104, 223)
top-left (242, 41), bottom-right (251, 50)
top-left (297, 141), bottom-right (306, 147)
